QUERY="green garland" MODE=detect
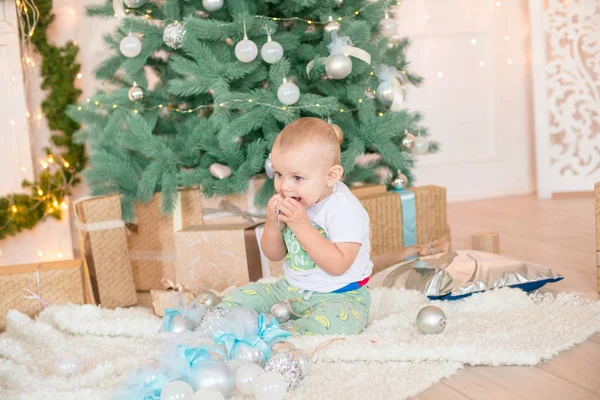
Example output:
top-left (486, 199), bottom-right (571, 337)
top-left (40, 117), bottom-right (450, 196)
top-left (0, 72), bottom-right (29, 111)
top-left (0, 0), bottom-right (86, 240)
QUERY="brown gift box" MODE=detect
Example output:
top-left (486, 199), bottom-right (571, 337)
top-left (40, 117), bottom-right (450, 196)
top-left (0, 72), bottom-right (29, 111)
top-left (175, 223), bottom-right (271, 293)
top-left (75, 195), bottom-right (138, 309)
top-left (0, 260), bottom-right (87, 330)
top-left (359, 185), bottom-right (448, 257)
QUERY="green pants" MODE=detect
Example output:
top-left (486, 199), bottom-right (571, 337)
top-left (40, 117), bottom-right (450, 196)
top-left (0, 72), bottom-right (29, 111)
top-left (220, 280), bottom-right (371, 336)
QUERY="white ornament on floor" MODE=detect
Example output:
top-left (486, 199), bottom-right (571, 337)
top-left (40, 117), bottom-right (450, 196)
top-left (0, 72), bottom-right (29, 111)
top-left (192, 388), bottom-right (224, 400)
top-left (289, 349), bottom-right (311, 377)
top-left (235, 363), bottom-right (263, 395)
top-left (271, 341), bottom-right (295, 355)
top-left (225, 358), bottom-right (247, 374)
top-left (416, 305), bottom-right (447, 334)
top-left (226, 306), bottom-right (259, 336)
top-left (54, 352), bottom-right (83, 376)
top-left (160, 380), bottom-right (194, 400)
top-left (170, 315), bottom-right (196, 333)
top-left (191, 361), bottom-right (234, 397)
top-left (197, 290), bottom-right (221, 308)
top-left (253, 371), bottom-right (287, 400)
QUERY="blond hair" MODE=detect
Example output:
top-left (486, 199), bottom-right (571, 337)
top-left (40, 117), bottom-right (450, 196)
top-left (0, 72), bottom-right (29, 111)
top-left (273, 117), bottom-right (341, 165)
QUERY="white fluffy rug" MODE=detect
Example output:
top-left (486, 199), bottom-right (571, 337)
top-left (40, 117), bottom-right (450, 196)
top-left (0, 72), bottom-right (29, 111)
top-left (0, 287), bottom-right (598, 400)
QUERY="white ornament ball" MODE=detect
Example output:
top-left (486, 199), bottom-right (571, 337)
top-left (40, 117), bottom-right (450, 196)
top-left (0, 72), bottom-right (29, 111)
top-left (376, 80), bottom-right (395, 106)
top-left (235, 363), bottom-right (263, 395)
top-left (289, 349), bottom-right (311, 377)
top-left (235, 38), bottom-right (258, 63)
top-left (402, 132), bottom-right (416, 150)
top-left (191, 361), bottom-right (235, 397)
top-left (380, 18), bottom-right (397, 38)
top-left (226, 358), bottom-right (247, 374)
top-left (160, 380), bottom-right (195, 400)
top-left (128, 84), bottom-right (144, 102)
top-left (197, 291), bottom-right (221, 308)
top-left (209, 163), bottom-right (232, 179)
top-left (170, 315), bottom-right (196, 333)
top-left (412, 136), bottom-right (430, 155)
top-left (120, 35), bottom-right (142, 58)
top-left (163, 22), bottom-right (186, 49)
top-left (261, 40), bottom-right (284, 64)
top-left (123, 0), bottom-right (147, 8)
top-left (253, 371), bottom-right (287, 400)
top-left (277, 82), bottom-right (300, 105)
top-left (54, 352), bottom-right (83, 376)
top-left (202, 0), bottom-right (224, 12)
top-left (192, 388), bottom-right (224, 400)
top-left (416, 305), bottom-right (447, 334)
top-left (326, 54), bottom-right (352, 79)
top-left (265, 158), bottom-right (275, 179)
top-left (226, 306), bottom-right (259, 336)
top-left (324, 21), bottom-right (341, 32)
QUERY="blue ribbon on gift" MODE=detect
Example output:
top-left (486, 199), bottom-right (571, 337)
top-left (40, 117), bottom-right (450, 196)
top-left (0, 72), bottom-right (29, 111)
top-left (391, 185), bottom-right (417, 260)
top-left (257, 313), bottom-right (292, 346)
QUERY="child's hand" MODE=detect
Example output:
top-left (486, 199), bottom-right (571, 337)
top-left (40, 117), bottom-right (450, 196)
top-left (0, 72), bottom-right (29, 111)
top-left (277, 197), bottom-right (310, 231)
top-left (266, 194), bottom-right (282, 222)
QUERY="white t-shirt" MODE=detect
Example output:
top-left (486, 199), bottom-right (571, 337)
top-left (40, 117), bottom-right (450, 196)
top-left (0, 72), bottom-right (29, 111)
top-left (283, 182), bottom-right (373, 292)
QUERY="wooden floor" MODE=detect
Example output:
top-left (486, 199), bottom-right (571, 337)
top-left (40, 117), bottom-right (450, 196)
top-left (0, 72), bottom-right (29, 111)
top-left (412, 194), bottom-right (600, 400)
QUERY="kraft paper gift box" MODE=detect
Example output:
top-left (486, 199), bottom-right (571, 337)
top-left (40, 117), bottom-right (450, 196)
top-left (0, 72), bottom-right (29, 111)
top-left (0, 259), bottom-right (88, 330)
top-left (75, 195), bottom-right (138, 308)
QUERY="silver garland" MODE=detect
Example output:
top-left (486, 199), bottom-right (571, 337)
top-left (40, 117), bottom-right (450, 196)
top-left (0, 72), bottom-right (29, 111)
top-left (264, 352), bottom-right (303, 388)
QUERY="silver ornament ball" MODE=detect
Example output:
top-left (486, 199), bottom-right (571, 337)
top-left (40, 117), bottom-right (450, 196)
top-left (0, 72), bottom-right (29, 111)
top-left (393, 173), bottom-right (408, 190)
top-left (376, 80), bottom-right (395, 106)
top-left (197, 290), bottom-right (221, 308)
top-left (196, 307), bottom-right (230, 337)
top-left (289, 349), bottom-right (311, 378)
top-left (122, 0), bottom-right (147, 8)
top-left (163, 22), bottom-right (186, 49)
top-left (231, 342), bottom-right (266, 367)
top-left (380, 17), bottom-right (398, 38)
top-left (277, 82), bottom-right (300, 105)
top-left (270, 301), bottom-right (292, 323)
top-left (416, 305), bottom-right (447, 334)
top-left (54, 352), bottom-right (83, 376)
top-left (120, 35), bottom-right (142, 58)
top-left (170, 315), bottom-right (196, 333)
top-left (235, 38), bottom-right (258, 63)
top-left (326, 54), bottom-right (352, 79)
top-left (202, 0), bottom-right (224, 12)
top-left (265, 158), bottom-right (275, 179)
top-left (271, 341), bottom-right (295, 355)
top-left (191, 360), bottom-right (235, 397)
top-left (402, 132), bottom-right (416, 150)
top-left (264, 352), bottom-right (303, 389)
top-left (128, 84), bottom-right (144, 102)
top-left (261, 40), bottom-right (284, 64)
top-left (324, 21), bottom-right (341, 32)
top-left (412, 136), bottom-right (430, 155)
top-left (334, 0), bottom-right (344, 5)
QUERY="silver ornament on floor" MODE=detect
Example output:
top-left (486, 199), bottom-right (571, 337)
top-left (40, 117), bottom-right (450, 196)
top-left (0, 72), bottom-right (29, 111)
top-left (54, 352), bottom-right (83, 376)
top-left (197, 290), bottom-right (221, 308)
top-left (122, 0), bottom-right (147, 8)
top-left (202, 0), bottom-right (224, 12)
top-left (235, 37), bottom-right (258, 63)
top-left (128, 82), bottom-right (143, 102)
top-left (120, 34), bottom-right (142, 58)
top-left (265, 158), bottom-right (275, 179)
top-left (196, 307), bottom-right (230, 336)
top-left (264, 352), bottom-right (303, 388)
top-left (412, 136), bottom-right (429, 155)
top-left (271, 341), bottom-right (295, 355)
top-left (402, 131), bottom-right (416, 150)
top-left (326, 54), bottom-right (352, 79)
top-left (261, 38), bottom-right (284, 64)
top-left (231, 342), bottom-right (266, 367)
top-left (191, 360), bottom-right (235, 397)
top-left (277, 81), bottom-right (300, 105)
top-left (416, 305), bottom-right (447, 334)
top-left (270, 301), bottom-right (292, 323)
top-left (170, 315), bottom-right (196, 333)
top-left (288, 349), bottom-right (311, 377)
top-left (163, 22), bottom-right (186, 49)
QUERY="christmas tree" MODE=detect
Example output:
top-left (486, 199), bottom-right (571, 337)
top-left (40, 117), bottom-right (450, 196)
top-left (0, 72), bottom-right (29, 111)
top-left (69, 0), bottom-right (436, 220)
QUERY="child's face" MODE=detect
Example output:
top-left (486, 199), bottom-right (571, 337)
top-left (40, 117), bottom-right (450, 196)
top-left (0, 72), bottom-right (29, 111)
top-left (271, 143), bottom-right (336, 208)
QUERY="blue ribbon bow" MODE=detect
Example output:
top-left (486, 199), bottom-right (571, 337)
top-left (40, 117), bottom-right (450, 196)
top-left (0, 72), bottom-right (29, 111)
top-left (391, 186), bottom-right (417, 260)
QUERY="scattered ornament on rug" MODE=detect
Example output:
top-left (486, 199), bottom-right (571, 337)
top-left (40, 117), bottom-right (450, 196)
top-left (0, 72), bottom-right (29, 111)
top-left (264, 352), bottom-right (303, 388)
top-left (123, 0), bottom-right (147, 8)
top-left (265, 157), bottom-right (275, 179)
top-left (202, 0), bottom-right (224, 12)
top-left (235, 23), bottom-right (258, 63)
top-left (261, 34), bottom-right (284, 64)
top-left (192, 388), bottom-right (224, 400)
top-left (230, 342), bottom-right (266, 367)
top-left (253, 371), bottom-right (288, 400)
top-left (379, 13), bottom-right (397, 38)
top-left (196, 307), bottom-right (230, 336)
top-left (324, 16), bottom-right (340, 33)
top-left (393, 173), bottom-right (408, 190)
top-left (402, 130), bottom-right (416, 150)
top-left (128, 82), bottom-right (144, 102)
top-left (412, 136), bottom-right (429, 155)
top-left (163, 21), bottom-right (186, 49)
top-left (191, 361), bottom-right (235, 397)
top-left (226, 306), bottom-right (260, 336)
top-left (120, 34), bottom-right (142, 58)
top-left (209, 163), bottom-right (232, 179)
top-left (270, 301), bottom-right (292, 323)
top-left (170, 314), bottom-right (196, 333)
top-left (288, 349), bottom-right (311, 377)
top-left (197, 290), bottom-right (221, 308)
top-left (271, 341), bottom-right (295, 355)
top-left (416, 305), bottom-right (447, 334)
top-left (54, 352), bottom-right (83, 376)
top-left (225, 358), bottom-right (247, 374)
top-left (326, 54), bottom-right (352, 79)
top-left (161, 380), bottom-right (194, 400)
top-left (277, 79), bottom-right (300, 105)
top-left (234, 363), bottom-right (263, 395)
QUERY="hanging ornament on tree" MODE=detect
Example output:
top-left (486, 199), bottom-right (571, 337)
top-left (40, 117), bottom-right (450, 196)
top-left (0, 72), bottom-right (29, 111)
top-left (265, 156), bottom-right (275, 179)
top-left (416, 305), bottom-right (447, 334)
top-left (235, 21), bottom-right (258, 63)
top-left (260, 29), bottom-right (283, 64)
top-left (163, 21), bottom-right (186, 49)
top-left (402, 130), bottom-right (416, 150)
top-left (209, 163), bottom-right (232, 179)
top-left (128, 82), bottom-right (144, 102)
top-left (412, 136), bottom-right (430, 155)
top-left (334, 0), bottom-right (344, 6)
top-left (122, 0), bottom-right (147, 8)
top-left (393, 172), bottom-right (408, 190)
top-left (120, 33), bottom-right (142, 58)
top-left (324, 16), bottom-right (340, 33)
top-left (324, 31), bottom-right (371, 80)
top-left (277, 78), bottom-right (300, 105)
top-left (202, 0), bottom-right (224, 12)
top-left (375, 64), bottom-right (406, 111)
top-left (379, 12), bottom-right (397, 38)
